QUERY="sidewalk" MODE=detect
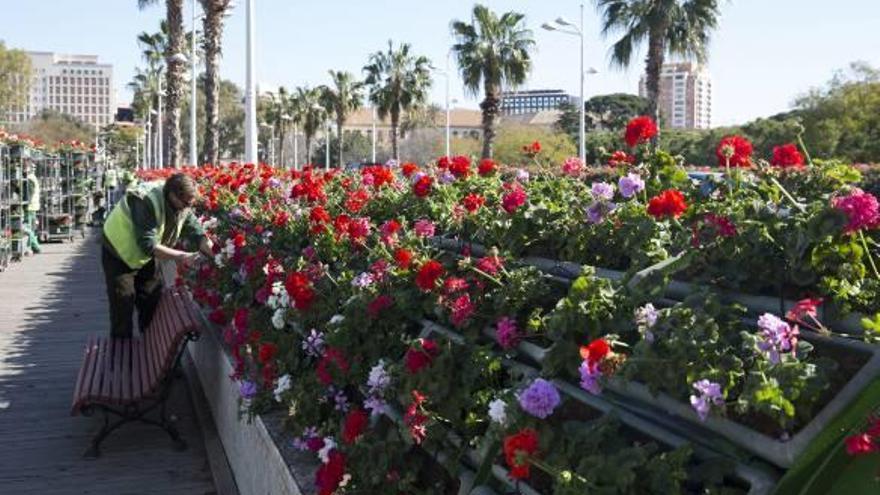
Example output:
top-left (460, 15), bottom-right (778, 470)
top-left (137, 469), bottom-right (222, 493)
top-left (0, 232), bottom-right (216, 494)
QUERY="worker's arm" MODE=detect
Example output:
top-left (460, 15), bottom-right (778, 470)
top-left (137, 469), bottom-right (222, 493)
top-left (129, 196), bottom-right (200, 263)
top-left (180, 209), bottom-right (213, 258)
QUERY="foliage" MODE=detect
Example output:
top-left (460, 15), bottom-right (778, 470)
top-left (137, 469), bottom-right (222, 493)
top-left (21, 110), bottom-right (94, 145)
top-left (0, 41), bottom-right (32, 117)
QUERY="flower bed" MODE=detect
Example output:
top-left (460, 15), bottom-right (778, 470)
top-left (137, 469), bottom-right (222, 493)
top-left (162, 119), bottom-right (879, 493)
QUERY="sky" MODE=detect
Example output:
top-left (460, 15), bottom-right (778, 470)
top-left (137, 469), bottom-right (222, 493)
top-left (1, 0), bottom-right (879, 126)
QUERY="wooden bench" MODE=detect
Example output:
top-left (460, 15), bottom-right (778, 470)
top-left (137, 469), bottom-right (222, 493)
top-left (71, 288), bottom-right (203, 457)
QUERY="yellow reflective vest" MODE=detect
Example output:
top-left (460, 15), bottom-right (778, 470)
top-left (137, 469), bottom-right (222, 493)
top-left (103, 181), bottom-right (184, 269)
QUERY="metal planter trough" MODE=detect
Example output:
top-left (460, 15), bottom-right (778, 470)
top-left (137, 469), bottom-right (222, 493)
top-left (424, 322), bottom-right (778, 494)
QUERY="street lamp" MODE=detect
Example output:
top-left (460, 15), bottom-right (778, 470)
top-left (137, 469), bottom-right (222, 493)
top-left (149, 108), bottom-right (159, 169)
top-left (543, 3), bottom-right (586, 163)
top-left (370, 106), bottom-right (376, 164)
top-left (244, 0), bottom-right (258, 164)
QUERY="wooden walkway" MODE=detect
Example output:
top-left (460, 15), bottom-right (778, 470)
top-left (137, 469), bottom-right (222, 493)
top-left (0, 232), bottom-right (217, 494)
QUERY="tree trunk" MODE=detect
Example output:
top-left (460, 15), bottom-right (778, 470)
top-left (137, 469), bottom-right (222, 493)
top-left (479, 87), bottom-right (500, 159)
top-left (277, 124), bottom-right (286, 168)
top-left (644, 27), bottom-right (666, 125)
top-left (200, 0), bottom-right (228, 167)
top-left (165, 0), bottom-right (185, 167)
top-left (305, 134), bottom-right (312, 165)
top-left (390, 108), bottom-right (400, 160)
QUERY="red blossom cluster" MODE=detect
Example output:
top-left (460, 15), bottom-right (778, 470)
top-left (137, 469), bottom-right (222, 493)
top-left (316, 347), bottom-right (350, 386)
top-left (647, 189), bottom-right (688, 219)
top-left (770, 143), bottom-right (805, 168)
top-left (501, 183), bottom-right (527, 214)
top-left (315, 450), bottom-right (347, 495)
top-left (845, 416), bottom-right (880, 456)
top-left (413, 175), bottom-right (433, 198)
top-left (405, 338), bottom-right (440, 374)
top-left (415, 260), bottom-right (445, 291)
top-left (342, 408), bottom-right (369, 444)
top-left (522, 140), bottom-right (541, 158)
top-left (404, 390), bottom-right (429, 444)
top-left (478, 158), bottom-right (497, 176)
top-left (503, 428), bottom-right (539, 480)
top-left (716, 135), bottom-right (753, 168)
top-left (285, 271), bottom-right (316, 310)
top-left (624, 116), bottom-right (657, 148)
top-left (448, 155), bottom-right (472, 178)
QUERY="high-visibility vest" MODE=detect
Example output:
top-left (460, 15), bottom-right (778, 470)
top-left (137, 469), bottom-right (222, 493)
top-left (103, 181), bottom-right (185, 269)
top-left (26, 172), bottom-right (41, 212)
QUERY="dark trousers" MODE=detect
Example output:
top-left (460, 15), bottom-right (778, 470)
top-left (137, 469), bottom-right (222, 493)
top-left (101, 244), bottom-right (163, 338)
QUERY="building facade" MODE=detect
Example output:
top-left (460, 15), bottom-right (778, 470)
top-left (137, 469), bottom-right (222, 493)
top-left (342, 107), bottom-right (483, 143)
top-left (639, 62), bottom-right (711, 129)
top-left (8, 51), bottom-right (115, 125)
top-left (499, 89), bottom-right (571, 116)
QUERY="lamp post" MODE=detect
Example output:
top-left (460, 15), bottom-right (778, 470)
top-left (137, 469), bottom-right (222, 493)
top-left (371, 106), bottom-right (376, 164)
top-left (157, 77), bottom-right (164, 169)
top-left (542, 3), bottom-right (586, 163)
top-left (144, 118), bottom-right (152, 169)
top-left (244, 0), bottom-right (258, 164)
top-left (149, 108), bottom-right (159, 169)
top-left (292, 122), bottom-right (299, 170)
top-left (325, 119), bottom-right (331, 170)
top-left (190, 0), bottom-right (199, 166)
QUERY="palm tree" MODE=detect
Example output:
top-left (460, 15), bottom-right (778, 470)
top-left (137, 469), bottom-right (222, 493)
top-left (263, 86), bottom-right (292, 167)
top-left (138, 0), bottom-right (186, 167)
top-left (363, 41), bottom-right (432, 160)
top-left (452, 4), bottom-right (535, 159)
top-left (596, 0), bottom-right (722, 122)
top-left (321, 71), bottom-right (363, 167)
top-left (291, 86), bottom-right (328, 165)
top-left (199, 0), bottom-right (234, 166)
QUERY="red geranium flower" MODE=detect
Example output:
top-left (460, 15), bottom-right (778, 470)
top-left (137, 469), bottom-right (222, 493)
top-left (209, 308), bottom-right (228, 325)
top-left (401, 162), bottom-right (419, 177)
top-left (608, 150), bottom-right (635, 167)
top-left (404, 390), bottom-right (429, 444)
top-left (449, 155), bottom-right (471, 178)
top-left (503, 428), bottom-right (539, 480)
top-left (413, 175), bottom-right (433, 198)
top-left (285, 272), bottom-right (316, 310)
top-left (342, 408), bottom-right (369, 444)
top-left (716, 135), bottom-right (753, 167)
top-left (415, 260), bottom-right (444, 291)
top-left (315, 450), bottom-right (346, 495)
top-left (522, 140), bottom-right (541, 157)
top-left (647, 189), bottom-right (688, 219)
top-left (367, 294), bottom-right (394, 318)
top-left (233, 308), bottom-right (249, 332)
top-left (624, 116), bottom-right (658, 148)
top-left (478, 158), bottom-right (497, 176)
top-left (845, 433), bottom-right (878, 456)
top-left (501, 183), bottom-right (527, 214)
top-left (405, 339), bottom-right (440, 374)
top-left (770, 143), bottom-right (805, 168)
top-left (579, 338), bottom-right (610, 366)
top-left (316, 347), bottom-right (350, 386)
top-left (394, 248), bottom-right (413, 269)
top-left (461, 193), bottom-right (486, 213)
top-left (258, 342), bottom-right (278, 365)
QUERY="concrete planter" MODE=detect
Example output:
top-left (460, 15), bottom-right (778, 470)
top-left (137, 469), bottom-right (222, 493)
top-left (189, 306), bottom-right (309, 495)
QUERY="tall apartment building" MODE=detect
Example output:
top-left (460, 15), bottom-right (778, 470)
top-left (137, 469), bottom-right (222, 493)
top-left (500, 89), bottom-right (572, 115)
top-left (8, 51), bottom-right (115, 125)
top-left (639, 62), bottom-right (711, 129)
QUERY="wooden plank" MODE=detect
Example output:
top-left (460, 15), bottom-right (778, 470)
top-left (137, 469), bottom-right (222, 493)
top-left (100, 339), bottom-right (113, 402)
top-left (88, 338), bottom-right (106, 403)
top-left (112, 338), bottom-right (123, 403)
top-left (155, 298), bottom-right (177, 374)
top-left (137, 337), bottom-right (153, 398)
top-left (121, 338), bottom-right (131, 403)
top-left (70, 335), bottom-right (94, 414)
top-left (130, 338), bottom-right (142, 400)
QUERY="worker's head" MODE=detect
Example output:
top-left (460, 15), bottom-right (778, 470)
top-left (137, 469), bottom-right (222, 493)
top-left (164, 173), bottom-right (198, 212)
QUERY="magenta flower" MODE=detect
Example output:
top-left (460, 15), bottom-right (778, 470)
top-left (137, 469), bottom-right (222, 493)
top-left (833, 189), bottom-right (880, 234)
top-left (496, 317), bottom-right (520, 349)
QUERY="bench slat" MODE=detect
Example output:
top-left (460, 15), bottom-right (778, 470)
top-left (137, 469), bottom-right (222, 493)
top-left (112, 338), bottom-right (123, 403)
top-left (71, 335), bottom-right (95, 415)
top-left (157, 296), bottom-right (180, 374)
top-left (146, 310), bottom-right (163, 396)
top-left (130, 337), bottom-right (142, 401)
top-left (121, 338), bottom-right (131, 403)
top-left (100, 339), bottom-right (114, 402)
top-left (89, 338), bottom-right (107, 403)
top-left (138, 337), bottom-right (153, 398)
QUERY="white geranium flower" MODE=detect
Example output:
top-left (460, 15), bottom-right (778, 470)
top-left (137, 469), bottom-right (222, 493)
top-left (329, 314), bottom-right (345, 325)
top-left (271, 308), bottom-right (286, 330)
top-left (273, 374), bottom-right (291, 402)
top-left (317, 437), bottom-right (336, 463)
top-left (488, 398), bottom-right (508, 425)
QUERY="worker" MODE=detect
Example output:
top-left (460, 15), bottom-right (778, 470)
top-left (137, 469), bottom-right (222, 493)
top-left (102, 173), bottom-right (213, 338)
top-left (21, 160), bottom-right (42, 254)
top-left (104, 164), bottom-right (120, 208)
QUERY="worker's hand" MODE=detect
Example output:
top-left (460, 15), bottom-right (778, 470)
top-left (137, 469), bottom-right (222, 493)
top-left (178, 251), bottom-right (202, 266)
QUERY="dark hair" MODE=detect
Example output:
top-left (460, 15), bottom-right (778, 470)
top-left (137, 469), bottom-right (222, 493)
top-left (164, 173), bottom-right (198, 201)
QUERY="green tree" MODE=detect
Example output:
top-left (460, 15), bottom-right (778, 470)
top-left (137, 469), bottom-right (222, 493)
top-left (181, 77), bottom-right (246, 161)
top-left (493, 124), bottom-right (577, 168)
top-left (22, 110), bottom-right (93, 145)
top-left (291, 86), bottom-right (328, 164)
top-left (321, 71), bottom-right (364, 167)
top-left (0, 41), bottom-right (32, 120)
top-left (199, 0), bottom-right (234, 166)
top-left (363, 40), bottom-right (432, 160)
top-left (261, 86), bottom-right (294, 166)
top-left (451, 4), bottom-right (535, 159)
top-left (596, 0), bottom-right (722, 120)
top-left (138, 0), bottom-right (187, 166)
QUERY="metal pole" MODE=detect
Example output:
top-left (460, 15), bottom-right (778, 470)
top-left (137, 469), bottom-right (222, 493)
top-left (271, 126), bottom-right (276, 166)
top-left (293, 123), bottom-right (298, 170)
top-left (244, 0), bottom-right (258, 164)
top-left (445, 77), bottom-right (451, 160)
top-left (578, 2), bottom-right (585, 163)
top-left (371, 107), bottom-right (376, 164)
top-left (158, 77), bottom-right (164, 169)
top-left (190, 0), bottom-right (198, 165)
top-left (324, 121), bottom-right (330, 170)
top-left (135, 135), bottom-right (140, 170)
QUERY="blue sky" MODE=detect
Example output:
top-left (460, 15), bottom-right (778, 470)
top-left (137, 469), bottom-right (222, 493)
top-left (2, 0), bottom-right (878, 126)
